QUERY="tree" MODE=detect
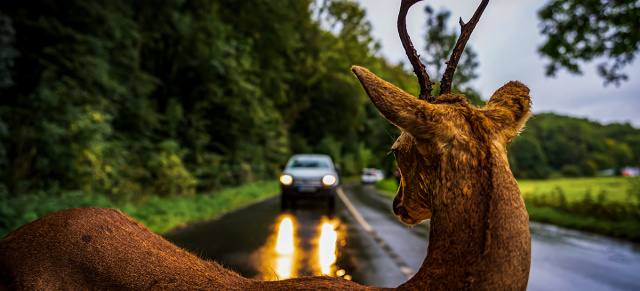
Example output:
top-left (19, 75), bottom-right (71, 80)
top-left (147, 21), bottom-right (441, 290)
top-left (0, 12), bottom-right (17, 89)
top-left (423, 5), bottom-right (479, 89)
top-left (508, 136), bottom-right (549, 179)
top-left (538, 0), bottom-right (640, 86)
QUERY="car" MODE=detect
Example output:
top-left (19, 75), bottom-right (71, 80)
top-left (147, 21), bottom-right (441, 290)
top-left (280, 154), bottom-right (339, 210)
top-left (361, 168), bottom-right (384, 184)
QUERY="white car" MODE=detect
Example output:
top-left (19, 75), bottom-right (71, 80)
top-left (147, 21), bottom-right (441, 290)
top-left (279, 154), bottom-right (339, 210)
top-left (361, 168), bottom-right (384, 184)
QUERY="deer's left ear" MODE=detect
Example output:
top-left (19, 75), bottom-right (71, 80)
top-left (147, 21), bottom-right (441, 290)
top-left (351, 66), bottom-right (451, 141)
top-left (483, 81), bottom-right (532, 142)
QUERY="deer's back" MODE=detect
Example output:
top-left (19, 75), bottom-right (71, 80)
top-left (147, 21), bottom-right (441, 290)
top-left (0, 207), bottom-right (248, 290)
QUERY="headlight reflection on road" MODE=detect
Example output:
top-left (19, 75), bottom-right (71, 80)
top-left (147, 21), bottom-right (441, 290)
top-left (261, 214), bottom-right (348, 281)
top-left (318, 219), bottom-right (338, 275)
top-left (276, 217), bottom-right (294, 255)
top-left (272, 215), bottom-right (296, 279)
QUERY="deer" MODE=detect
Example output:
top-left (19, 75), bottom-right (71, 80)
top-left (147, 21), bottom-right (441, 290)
top-left (0, 0), bottom-right (531, 289)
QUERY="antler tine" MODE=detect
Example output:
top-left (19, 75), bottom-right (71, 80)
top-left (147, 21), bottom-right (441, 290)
top-left (398, 0), bottom-right (435, 102)
top-left (439, 0), bottom-right (489, 96)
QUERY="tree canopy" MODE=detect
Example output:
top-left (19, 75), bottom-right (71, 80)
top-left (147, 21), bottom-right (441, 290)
top-left (538, 0), bottom-right (640, 86)
top-left (0, 0), bottom-right (637, 205)
top-left (0, 0), bottom-right (421, 200)
top-left (508, 113), bottom-right (640, 179)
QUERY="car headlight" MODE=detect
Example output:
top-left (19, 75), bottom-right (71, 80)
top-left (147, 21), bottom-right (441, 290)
top-left (280, 174), bottom-right (293, 186)
top-left (322, 175), bottom-right (336, 186)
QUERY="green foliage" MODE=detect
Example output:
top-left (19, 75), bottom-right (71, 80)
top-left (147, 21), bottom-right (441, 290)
top-left (510, 113), bottom-right (639, 178)
top-left (508, 136), bottom-right (549, 179)
top-left (376, 176), bottom-right (640, 241)
top-left (0, 180), bottom-right (279, 239)
top-left (518, 176), bottom-right (631, 202)
top-left (0, 11), bottom-right (17, 88)
top-left (0, 186), bottom-right (111, 239)
top-left (627, 177), bottom-right (640, 204)
top-left (538, 0), bottom-right (640, 85)
top-left (423, 5), bottom-right (479, 88)
top-left (375, 178), bottom-right (399, 195)
top-left (561, 164), bottom-right (581, 177)
top-left (74, 141), bottom-right (144, 204)
top-left (0, 0), bottom-right (378, 198)
top-left (527, 206), bottom-right (640, 242)
top-left (121, 180), bottom-right (279, 234)
top-left (524, 181), bottom-right (640, 241)
top-left (579, 160), bottom-right (598, 177)
top-left (147, 140), bottom-right (197, 198)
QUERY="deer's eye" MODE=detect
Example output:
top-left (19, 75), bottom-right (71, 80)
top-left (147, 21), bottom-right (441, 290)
top-left (387, 149), bottom-right (399, 159)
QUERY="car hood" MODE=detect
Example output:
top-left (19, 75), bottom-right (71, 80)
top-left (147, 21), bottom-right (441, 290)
top-left (284, 168), bottom-right (336, 178)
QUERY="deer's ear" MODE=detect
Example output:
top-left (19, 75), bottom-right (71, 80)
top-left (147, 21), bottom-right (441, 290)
top-left (484, 81), bottom-right (532, 141)
top-left (352, 66), bottom-right (444, 140)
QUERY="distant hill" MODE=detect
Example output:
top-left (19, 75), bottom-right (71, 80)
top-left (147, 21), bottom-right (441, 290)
top-left (508, 112), bottom-right (640, 179)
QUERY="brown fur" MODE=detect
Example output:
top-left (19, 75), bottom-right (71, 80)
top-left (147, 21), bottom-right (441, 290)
top-left (0, 207), bottom-right (377, 290)
top-left (352, 65), bottom-right (531, 290)
top-left (0, 66), bottom-right (531, 290)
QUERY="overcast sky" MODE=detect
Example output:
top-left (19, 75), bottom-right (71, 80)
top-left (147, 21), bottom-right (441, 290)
top-left (349, 0), bottom-right (640, 127)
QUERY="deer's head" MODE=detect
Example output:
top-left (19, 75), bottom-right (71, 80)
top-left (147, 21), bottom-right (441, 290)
top-left (352, 0), bottom-right (531, 225)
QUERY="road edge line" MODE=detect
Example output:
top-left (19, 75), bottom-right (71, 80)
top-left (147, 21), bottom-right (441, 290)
top-left (336, 187), bottom-right (415, 280)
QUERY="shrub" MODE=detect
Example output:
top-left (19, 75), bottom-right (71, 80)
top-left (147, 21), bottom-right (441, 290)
top-left (561, 164), bottom-right (581, 177)
top-left (523, 181), bottom-right (640, 241)
top-left (147, 140), bottom-right (197, 198)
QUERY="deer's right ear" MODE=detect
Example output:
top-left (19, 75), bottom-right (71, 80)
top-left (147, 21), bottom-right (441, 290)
top-left (352, 66), bottom-right (445, 140)
top-left (484, 81), bottom-right (532, 141)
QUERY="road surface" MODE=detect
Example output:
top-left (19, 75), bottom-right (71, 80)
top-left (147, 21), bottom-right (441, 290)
top-left (164, 183), bottom-right (640, 289)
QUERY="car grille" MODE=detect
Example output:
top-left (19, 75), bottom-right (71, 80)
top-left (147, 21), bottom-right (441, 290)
top-left (293, 178), bottom-right (322, 187)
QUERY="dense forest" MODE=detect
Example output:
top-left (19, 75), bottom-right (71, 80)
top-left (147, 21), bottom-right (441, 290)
top-left (0, 0), bottom-right (638, 208)
top-left (0, 0), bottom-right (413, 202)
top-left (510, 113), bottom-right (640, 179)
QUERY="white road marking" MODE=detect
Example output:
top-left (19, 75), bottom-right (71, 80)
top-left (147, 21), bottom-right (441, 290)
top-left (336, 187), bottom-right (416, 280)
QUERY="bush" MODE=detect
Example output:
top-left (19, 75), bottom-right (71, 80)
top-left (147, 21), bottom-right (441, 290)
top-left (74, 141), bottom-right (145, 204)
top-left (523, 180), bottom-right (640, 241)
top-left (147, 140), bottom-right (197, 198)
top-left (561, 164), bottom-right (581, 177)
top-left (374, 178), bottom-right (399, 194)
top-left (579, 160), bottom-right (598, 177)
top-left (0, 187), bottom-right (111, 239)
top-left (0, 180), bottom-right (279, 238)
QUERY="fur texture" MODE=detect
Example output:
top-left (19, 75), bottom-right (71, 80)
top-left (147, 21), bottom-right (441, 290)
top-left (352, 65), bottom-right (532, 290)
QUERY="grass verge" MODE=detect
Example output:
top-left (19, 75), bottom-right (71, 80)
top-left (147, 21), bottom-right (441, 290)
top-left (517, 176), bottom-right (631, 202)
top-left (374, 177), bottom-right (640, 242)
top-left (527, 206), bottom-right (640, 241)
top-left (0, 180), bottom-right (279, 238)
top-left (120, 180), bottom-right (279, 234)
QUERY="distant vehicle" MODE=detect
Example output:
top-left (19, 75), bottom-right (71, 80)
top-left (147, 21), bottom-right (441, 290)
top-left (280, 154), bottom-right (339, 210)
top-left (361, 168), bottom-right (384, 184)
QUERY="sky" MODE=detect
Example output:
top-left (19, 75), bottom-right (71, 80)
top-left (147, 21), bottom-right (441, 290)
top-left (348, 0), bottom-right (640, 127)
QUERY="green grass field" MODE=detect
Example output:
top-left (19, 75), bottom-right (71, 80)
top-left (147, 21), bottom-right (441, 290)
top-left (517, 176), bottom-right (632, 202)
top-left (375, 176), bottom-right (640, 241)
top-left (376, 176), bottom-right (634, 202)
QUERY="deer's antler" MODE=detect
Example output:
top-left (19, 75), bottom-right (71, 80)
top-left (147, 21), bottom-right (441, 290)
top-left (398, 0), bottom-right (490, 100)
top-left (439, 0), bottom-right (489, 95)
top-left (398, 0), bottom-right (435, 102)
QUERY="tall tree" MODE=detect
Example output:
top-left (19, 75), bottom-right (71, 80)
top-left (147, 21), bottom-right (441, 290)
top-left (423, 5), bottom-right (479, 89)
top-left (538, 0), bottom-right (640, 86)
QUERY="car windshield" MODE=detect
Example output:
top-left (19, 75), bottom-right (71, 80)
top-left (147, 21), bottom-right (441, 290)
top-left (290, 159), bottom-right (330, 169)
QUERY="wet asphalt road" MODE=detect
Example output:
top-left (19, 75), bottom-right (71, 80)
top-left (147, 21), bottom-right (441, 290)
top-left (164, 183), bottom-right (640, 289)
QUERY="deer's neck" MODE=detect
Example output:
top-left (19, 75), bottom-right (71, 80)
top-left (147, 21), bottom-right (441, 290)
top-left (399, 149), bottom-right (531, 290)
